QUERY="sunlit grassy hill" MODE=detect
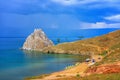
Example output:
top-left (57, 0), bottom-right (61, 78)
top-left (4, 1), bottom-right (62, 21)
top-left (92, 39), bottom-right (120, 66)
top-left (43, 30), bottom-right (120, 55)
top-left (53, 30), bottom-right (120, 80)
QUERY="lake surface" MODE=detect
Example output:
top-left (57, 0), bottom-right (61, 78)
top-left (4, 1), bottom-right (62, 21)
top-left (0, 38), bottom-right (88, 80)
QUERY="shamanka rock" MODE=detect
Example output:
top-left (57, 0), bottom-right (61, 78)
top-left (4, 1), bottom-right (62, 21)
top-left (22, 29), bottom-right (54, 51)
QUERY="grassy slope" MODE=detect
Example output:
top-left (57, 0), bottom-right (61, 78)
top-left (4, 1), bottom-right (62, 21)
top-left (55, 73), bottom-right (120, 80)
top-left (55, 45), bottom-right (120, 80)
top-left (95, 43), bottom-right (120, 66)
top-left (46, 30), bottom-right (120, 80)
top-left (43, 30), bottom-right (120, 55)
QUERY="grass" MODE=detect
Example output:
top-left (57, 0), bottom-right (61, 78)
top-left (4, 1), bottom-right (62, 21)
top-left (111, 43), bottom-right (120, 49)
top-left (65, 63), bottom-right (80, 70)
top-left (76, 74), bottom-right (80, 78)
top-left (25, 74), bottom-right (50, 80)
top-left (99, 50), bottom-right (108, 56)
top-left (55, 73), bottom-right (120, 80)
top-left (56, 75), bottom-right (65, 77)
top-left (53, 30), bottom-right (120, 80)
top-left (94, 42), bottom-right (120, 66)
top-left (44, 30), bottom-right (120, 55)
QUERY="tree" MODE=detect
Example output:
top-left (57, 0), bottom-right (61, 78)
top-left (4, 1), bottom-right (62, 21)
top-left (78, 36), bottom-right (84, 40)
top-left (57, 38), bottom-right (61, 44)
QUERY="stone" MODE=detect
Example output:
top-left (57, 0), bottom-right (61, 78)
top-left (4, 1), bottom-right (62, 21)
top-left (22, 29), bottom-right (54, 51)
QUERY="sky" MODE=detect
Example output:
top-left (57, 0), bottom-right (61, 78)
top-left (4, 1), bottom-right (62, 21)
top-left (0, 0), bottom-right (120, 37)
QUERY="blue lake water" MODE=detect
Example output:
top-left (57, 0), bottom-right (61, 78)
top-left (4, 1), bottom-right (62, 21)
top-left (0, 29), bottom-right (119, 80)
top-left (0, 38), bottom-right (87, 80)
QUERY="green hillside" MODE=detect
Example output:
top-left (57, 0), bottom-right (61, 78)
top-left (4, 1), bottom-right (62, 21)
top-left (43, 30), bottom-right (120, 55)
top-left (95, 44), bottom-right (120, 66)
top-left (53, 30), bottom-right (120, 80)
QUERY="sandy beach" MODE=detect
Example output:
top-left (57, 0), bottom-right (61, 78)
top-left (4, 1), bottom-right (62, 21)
top-left (29, 55), bottom-right (102, 80)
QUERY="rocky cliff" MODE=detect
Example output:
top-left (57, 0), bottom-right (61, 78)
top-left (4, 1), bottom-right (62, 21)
top-left (22, 29), bottom-right (54, 51)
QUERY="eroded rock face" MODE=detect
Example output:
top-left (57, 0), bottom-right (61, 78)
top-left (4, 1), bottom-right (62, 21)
top-left (22, 29), bottom-right (54, 51)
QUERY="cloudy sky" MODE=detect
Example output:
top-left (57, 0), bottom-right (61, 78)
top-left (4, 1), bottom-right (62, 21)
top-left (0, 0), bottom-right (120, 37)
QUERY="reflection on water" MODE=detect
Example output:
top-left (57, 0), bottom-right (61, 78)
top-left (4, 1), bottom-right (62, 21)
top-left (23, 50), bottom-right (89, 63)
top-left (0, 49), bottom-right (89, 80)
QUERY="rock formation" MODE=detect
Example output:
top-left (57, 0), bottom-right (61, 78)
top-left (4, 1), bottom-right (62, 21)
top-left (22, 29), bottom-right (54, 51)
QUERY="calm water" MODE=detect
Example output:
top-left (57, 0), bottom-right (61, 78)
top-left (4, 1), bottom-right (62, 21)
top-left (0, 38), bottom-right (87, 80)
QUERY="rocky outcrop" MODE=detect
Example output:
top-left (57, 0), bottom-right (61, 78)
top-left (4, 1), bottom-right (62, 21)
top-left (22, 29), bottom-right (54, 51)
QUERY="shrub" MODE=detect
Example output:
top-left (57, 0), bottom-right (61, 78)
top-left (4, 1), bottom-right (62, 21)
top-left (76, 74), bottom-right (80, 77)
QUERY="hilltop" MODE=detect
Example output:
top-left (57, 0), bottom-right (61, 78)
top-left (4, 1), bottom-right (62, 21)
top-left (43, 30), bottom-right (120, 55)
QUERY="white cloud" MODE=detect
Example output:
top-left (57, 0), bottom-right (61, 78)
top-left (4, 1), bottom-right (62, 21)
top-left (51, 0), bottom-right (101, 6)
top-left (105, 14), bottom-right (120, 22)
top-left (1, 0), bottom-right (120, 14)
top-left (51, 0), bottom-right (79, 5)
top-left (80, 22), bottom-right (120, 29)
top-left (51, 0), bottom-right (120, 9)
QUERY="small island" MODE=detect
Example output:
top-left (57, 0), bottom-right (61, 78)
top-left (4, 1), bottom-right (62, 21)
top-left (22, 29), bottom-right (54, 51)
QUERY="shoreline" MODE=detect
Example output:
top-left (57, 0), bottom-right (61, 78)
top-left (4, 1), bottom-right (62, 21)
top-left (25, 55), bottom-right (102, 80)
top-left (22, 49), bottom-right (91, 57)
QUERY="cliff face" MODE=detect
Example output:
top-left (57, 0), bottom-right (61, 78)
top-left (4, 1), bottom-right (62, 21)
top-left (22, 29), bottom-right (54, 51)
